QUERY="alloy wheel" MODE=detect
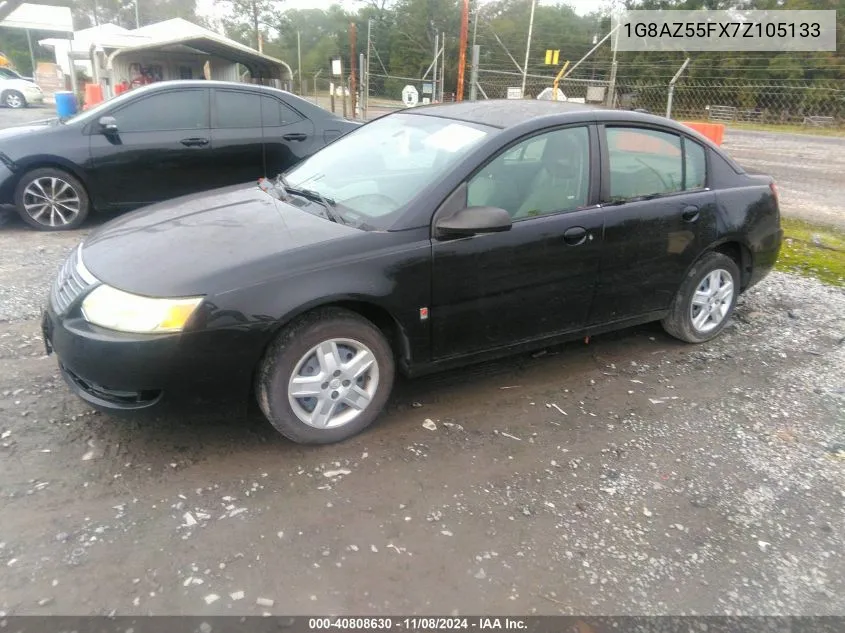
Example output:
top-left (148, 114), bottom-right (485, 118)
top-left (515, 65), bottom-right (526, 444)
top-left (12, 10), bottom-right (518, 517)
top-left (287, 338), bottom-right (380, 429)
top-left (4, 91), bottom-right (24, 108)
top-left (689, 268), bottom-right (734, 333)
top-left (22, 177), bottom-right (82, 227)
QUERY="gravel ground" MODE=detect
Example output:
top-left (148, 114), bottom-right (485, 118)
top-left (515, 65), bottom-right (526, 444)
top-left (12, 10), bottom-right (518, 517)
top-left (1, 104), bottom-right (844, 616)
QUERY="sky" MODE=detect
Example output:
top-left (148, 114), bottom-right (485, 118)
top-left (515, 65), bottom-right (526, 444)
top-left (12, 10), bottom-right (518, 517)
top-left (195, 0), bottom-right (605, 25)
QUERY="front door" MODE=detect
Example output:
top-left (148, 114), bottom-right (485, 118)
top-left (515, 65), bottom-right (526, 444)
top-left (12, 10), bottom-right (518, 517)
top-left (89, 87), bottom-right (213, 208)
top-left (588, 125), bottom-right (718, 324)
top-left (431, 125), bottom-right (603, 360)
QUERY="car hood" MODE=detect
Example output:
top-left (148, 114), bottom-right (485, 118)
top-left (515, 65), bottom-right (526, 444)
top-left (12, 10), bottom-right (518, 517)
top-left (0, 119), bottom-right (58, 141)
top-left (2, 78), bottom-right (39, 90)
top-left (81, 182), bottom-right (362, 297)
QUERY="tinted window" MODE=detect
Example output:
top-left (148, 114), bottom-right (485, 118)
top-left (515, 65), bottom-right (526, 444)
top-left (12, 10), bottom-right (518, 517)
top-left (114, 90), bottom-right (208, 132)
top-left (685, 139), bottom-right (707, 189)
top-left (606, 127), bottom-right (683, 199)
top-left (261, 96), bottom-right (304, 127)
top-left (468, 126), bottom-right (590, 219)
top-left (214, 90), bottom-right (261, 128)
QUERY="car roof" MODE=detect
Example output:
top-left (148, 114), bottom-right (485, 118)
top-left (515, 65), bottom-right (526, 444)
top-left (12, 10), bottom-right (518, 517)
top-left (405, 99), bottom-right (603, 129)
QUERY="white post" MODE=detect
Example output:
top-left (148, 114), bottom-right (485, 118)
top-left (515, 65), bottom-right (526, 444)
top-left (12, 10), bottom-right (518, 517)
top-left (666, 57), bottom-right (690, 119)
top-left (432, 32), bottom-right (439, 102)
top-left (521, 0), bottom-right (536, 96)
top-left (297, 31), bottom-right (302, 94)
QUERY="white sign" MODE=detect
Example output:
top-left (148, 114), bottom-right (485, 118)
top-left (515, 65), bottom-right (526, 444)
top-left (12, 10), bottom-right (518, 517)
top-left (506, 87), bottom-right (523, 99)
top-left (401, 84), bottom-right (419, 107)
top-left (331, 58), bottom-right (342, 76)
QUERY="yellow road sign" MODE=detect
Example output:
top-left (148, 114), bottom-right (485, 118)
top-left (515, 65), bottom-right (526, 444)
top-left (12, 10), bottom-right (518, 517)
top-left (544, 49), bottom-right (560, 65)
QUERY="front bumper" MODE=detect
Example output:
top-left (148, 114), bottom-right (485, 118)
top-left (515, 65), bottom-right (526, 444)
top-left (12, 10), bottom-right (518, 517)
top-left (24, 91), bottom-right (44, 104)
top-left (41, 303), bottom-right (261, 415)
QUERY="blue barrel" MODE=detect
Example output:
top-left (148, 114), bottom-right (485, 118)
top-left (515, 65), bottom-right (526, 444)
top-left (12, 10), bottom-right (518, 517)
top-left (55, 91), bottom-right (77, 118)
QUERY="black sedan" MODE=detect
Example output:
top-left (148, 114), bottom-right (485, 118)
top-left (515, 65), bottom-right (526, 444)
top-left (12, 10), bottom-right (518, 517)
top-left (42, 100), bottom-right (783, 444)
top-left (0, 80), bottom-right (360, 230)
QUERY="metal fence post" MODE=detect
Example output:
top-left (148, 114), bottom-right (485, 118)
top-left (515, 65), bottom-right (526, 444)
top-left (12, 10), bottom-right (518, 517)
top-left (469, 44), bottom-right (479, 101)
top-left (666, 57), bottom-right (691, 119)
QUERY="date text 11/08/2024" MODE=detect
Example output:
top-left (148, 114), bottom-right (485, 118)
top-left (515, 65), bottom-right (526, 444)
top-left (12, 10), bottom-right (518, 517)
top-left (308, 618), bottom-right (527, 630)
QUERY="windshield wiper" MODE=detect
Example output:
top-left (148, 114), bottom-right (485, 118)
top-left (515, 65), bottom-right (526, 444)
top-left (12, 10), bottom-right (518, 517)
top-left (276, 175), bottom-right (345, 224)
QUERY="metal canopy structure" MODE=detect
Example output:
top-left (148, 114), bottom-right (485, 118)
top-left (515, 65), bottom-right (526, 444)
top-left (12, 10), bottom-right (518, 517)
top-left (0, 2), bottom-right (72, 33)
top-left (107, 34), bottom-right (293, 83)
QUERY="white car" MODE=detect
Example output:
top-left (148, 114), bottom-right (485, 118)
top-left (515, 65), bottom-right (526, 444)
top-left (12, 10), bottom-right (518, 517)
top-left (0, 75), bottom-right (44, 108)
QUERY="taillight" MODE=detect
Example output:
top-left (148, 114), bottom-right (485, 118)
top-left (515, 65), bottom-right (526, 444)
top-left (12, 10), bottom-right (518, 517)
top-left (770, 181), bottom-right (778, 202)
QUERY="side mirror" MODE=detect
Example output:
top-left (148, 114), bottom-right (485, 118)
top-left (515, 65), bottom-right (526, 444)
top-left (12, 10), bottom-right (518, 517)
top-left (98, 116), bottom-right (118, 133)
top-left (435, 205), bottom-right (512, 239)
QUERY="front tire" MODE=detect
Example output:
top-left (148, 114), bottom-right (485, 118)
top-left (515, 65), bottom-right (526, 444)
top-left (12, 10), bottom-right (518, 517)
top-left (256, 308), bottom-right (396, 444)
top-left (14, 168), bottom-right (90, 231)
top-left (2, 90), bottom-right (25, 108)
top-left (662, 252), bottom-right (740, 343)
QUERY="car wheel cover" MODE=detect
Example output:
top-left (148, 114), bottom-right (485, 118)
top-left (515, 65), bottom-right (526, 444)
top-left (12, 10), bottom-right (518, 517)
top-left (5, 92), bottom-right (23, 107)
top-left (287, 337), bottom-right (380, 429)
top-left (22, 176), bottom-right (81, 227)
top-left (689, 268), bottom-right (734, 333)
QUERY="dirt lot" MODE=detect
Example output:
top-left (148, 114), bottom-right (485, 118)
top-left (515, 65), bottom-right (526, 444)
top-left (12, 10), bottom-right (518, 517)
top-left (1, 105), bottom-right (844, 616)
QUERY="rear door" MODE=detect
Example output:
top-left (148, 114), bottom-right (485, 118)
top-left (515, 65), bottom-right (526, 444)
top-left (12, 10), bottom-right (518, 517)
top-left (261, 95), bottom-right (316, 176)
top-left (89, 88), bottom-right (213, 207)
top-left (209, 87), bottom-right (265, 185)
top-left (588, 124), bottom-right (717, 325)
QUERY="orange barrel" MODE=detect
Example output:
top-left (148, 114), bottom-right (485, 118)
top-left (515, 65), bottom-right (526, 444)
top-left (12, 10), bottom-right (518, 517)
top-left (84, 82), bottom-right (104, 107)
top-left (681, 121), bottom-right (725, 146)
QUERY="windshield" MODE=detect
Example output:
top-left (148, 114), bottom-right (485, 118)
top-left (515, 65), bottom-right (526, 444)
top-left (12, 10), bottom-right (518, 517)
top-left (281, 112), bottom-right (493, 230)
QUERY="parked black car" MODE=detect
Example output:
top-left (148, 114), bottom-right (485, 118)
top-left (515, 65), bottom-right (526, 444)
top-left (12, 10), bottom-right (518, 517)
top-left (0, 80), bottom-right (360, 230)
top-left (42, 100), bottom-right (782, 445)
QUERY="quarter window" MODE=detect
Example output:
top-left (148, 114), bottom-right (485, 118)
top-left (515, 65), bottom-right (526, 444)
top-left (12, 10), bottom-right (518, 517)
top-left (113, 90), bottom-right (208, 132)
top-left (684, 139), bottom-right (707, 189)
top-left (467, 126), bottom-right (590, 219)
top-left (261, 96), bottom-right (304, 127)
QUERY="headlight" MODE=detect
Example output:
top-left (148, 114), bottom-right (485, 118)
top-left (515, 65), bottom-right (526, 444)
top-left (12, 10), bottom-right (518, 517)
top-left (81, 285), bottom-right (203, 334)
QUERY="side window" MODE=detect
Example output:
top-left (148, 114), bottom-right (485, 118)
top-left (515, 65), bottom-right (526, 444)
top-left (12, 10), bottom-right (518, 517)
top-left (113, 90), bottom-right (208, 132)
top-left (260, 96), bottom-right (304, 127)
top-left (684, 139), bottom-right (707, 189)
top-left (467, 126), bottom-right (590, 219)
top-left (213, 90), bottom-right (261, 128)
top-left (606, 127), bottom-right (683, 199)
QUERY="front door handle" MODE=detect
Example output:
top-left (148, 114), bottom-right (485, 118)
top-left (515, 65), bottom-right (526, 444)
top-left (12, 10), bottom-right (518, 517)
top-left (283, 133), bottom-right (307, 141)
top-left (681, 205), bottom-right (700, 222)
top-left (563, 226), bottom-right (589, 246)
top-left (180, 137), bottom-right (209, 147)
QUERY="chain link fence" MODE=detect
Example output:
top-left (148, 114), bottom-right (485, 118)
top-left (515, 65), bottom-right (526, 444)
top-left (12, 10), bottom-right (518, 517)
top-left (472, 61), bottom-right (845, 129)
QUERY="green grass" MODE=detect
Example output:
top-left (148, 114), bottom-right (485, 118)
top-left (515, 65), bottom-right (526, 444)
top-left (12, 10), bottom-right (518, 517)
top-left (776, 218), bottom-right (845, 287)
top-left (684, 119), bottom-right (845, 137)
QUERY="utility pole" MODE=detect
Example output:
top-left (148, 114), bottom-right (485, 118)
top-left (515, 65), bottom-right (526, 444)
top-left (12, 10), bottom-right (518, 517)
top-left (440, 31), bottom-right (445, 101)
top-left (134, 0), bottom-right (140, 28)
top-left (365, 18), bottom-right (372, 116)
top-left (349, 22), bottom-right (357, 118)
top-left (297, 31), bottom-right (302, 94)
top-left (471, 0), bottom-right (479, 51)
top-left (456, 0), bottom-right (469, 101)
top-left (92, 0), bottom-right (99, 25)
top-left (432, 32), bottom-right (439, 103)
top-left (521, 0), bottom-right (536, 96)
top-left (252, 0), bottom-right (259, 50)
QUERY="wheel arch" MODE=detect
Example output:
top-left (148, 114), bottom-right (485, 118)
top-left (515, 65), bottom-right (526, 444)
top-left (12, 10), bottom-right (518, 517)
top-left (11, 158), bottom-right (95, 206)
top-left (710, 239), bottom-right (753, 291)
top-left (247, 297), bottom-right (413, 406)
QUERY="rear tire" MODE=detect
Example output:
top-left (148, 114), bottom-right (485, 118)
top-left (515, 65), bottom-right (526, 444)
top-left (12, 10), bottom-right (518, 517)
top-left (14, 167), bottom-right (90, 231)
top-left (256, 308), bottom-right (395, 445)
top-left (662, 252), bottom-right (740, 343)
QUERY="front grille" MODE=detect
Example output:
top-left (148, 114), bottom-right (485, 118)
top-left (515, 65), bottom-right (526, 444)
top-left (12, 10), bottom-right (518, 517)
top-left (51, 246), bottom-right (96, 315)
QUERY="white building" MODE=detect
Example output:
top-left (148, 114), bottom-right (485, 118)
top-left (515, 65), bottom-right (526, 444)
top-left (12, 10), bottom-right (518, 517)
top-left (39, 18), bottom-right (292, 99)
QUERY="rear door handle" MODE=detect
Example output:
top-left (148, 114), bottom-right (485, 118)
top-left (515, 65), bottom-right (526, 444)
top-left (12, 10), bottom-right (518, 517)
top-left (681, 205), bottom-right (700, 222)
top-left (563, 226), bottom-right (589, 246)
top-left (180, 137), bottom-right (209, 147)
top-left (283, 133), bottom-right (307, 141)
